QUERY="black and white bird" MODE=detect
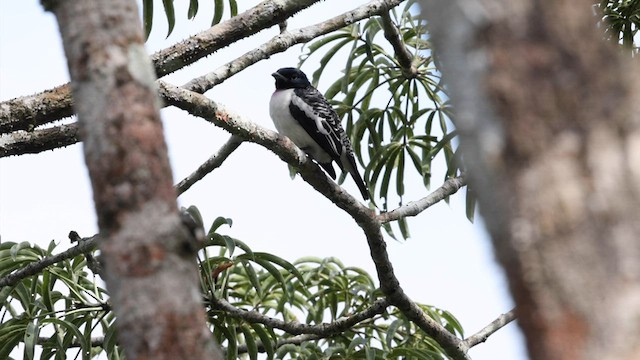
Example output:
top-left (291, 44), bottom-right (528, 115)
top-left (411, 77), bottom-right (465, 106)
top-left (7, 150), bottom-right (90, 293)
top-left (269, 67), bottom-right (369, 200)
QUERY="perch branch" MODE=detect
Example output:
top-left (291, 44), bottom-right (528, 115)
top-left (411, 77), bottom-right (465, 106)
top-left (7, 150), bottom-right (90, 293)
top-left (211, 297), bottom-right (389, 336)
top-left (175, 135), bottom-right (243, 195)
top-left (378, 176), bottom-right (467, 223)
top-left (0, 235), bottom-right (98, 288)
top-left (464, 308), bottom-right (517, 348)
top-left (0, 123), bottom-right (79, 157)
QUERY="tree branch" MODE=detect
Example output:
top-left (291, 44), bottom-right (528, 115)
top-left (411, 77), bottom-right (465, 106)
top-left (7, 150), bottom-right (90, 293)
top-left (184, 0), bottom-right (404, 94)
top-left (0, 123), bottom-right (80, 157)
top-left (211, 297), bottom-right (389, 336)
top-left (236, 334), bottom-right (320, 355)
top-left (0, 235), bottom-right (98, 288)
top-left (379, 11), bottom-right (417, 78)
top-left (378, 176), bottom-right (467, 223)
top-left (38, 336), bottom-right (104, 348)
top-left (0, 0), bottom-right (323, 134)
top-left (464, 308), bottom-right (516, 348)
top-left (0, 0), bottom-right (406, 158)
top-left (0, 84), bottom-right (74, 133)
top-left (157, 81), bottom-right (471, 360)
top-left (175, 135), bottom-right (243, 195)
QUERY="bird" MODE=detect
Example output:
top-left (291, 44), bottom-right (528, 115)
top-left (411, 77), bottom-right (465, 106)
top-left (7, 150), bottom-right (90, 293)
top-left (269, 67), bottom-right (369, 200)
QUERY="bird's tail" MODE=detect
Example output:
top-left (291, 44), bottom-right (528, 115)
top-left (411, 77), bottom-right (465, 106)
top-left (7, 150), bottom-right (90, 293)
top-left (343, 154), bottom-right (370, 200)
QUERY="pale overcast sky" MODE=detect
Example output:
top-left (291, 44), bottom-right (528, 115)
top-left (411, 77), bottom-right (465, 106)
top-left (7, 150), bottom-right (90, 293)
top-left (0, 1), bottom-right (526, 359)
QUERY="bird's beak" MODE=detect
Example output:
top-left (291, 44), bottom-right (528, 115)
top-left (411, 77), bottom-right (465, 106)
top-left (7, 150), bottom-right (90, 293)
top-left (272, 72), bottom-right (286, 80)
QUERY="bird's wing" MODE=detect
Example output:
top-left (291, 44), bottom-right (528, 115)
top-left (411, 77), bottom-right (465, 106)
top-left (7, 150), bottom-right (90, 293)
top-left (290, 86), bottom-right (370, 200)
top-left (289, 87), bottom-right (344, 167)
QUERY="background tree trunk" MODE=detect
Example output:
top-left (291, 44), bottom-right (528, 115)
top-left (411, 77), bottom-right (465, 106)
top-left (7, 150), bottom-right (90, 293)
top-left (422, 1), bottom-right (640, 359)
top-left (46, 0), bottom-right (222, 358)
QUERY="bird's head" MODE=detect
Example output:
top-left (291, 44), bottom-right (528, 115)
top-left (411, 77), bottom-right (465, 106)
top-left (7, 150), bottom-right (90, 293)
top-left (272, 67), bottom-right (311, 90)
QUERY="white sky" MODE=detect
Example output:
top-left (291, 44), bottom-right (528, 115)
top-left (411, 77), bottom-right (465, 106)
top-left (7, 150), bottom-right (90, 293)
top-left (0, 1), bottom-right (526, 359)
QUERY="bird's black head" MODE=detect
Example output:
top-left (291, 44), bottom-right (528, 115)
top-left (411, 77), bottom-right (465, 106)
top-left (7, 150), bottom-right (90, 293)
top-left (272, 67), bottom-right (311, 90)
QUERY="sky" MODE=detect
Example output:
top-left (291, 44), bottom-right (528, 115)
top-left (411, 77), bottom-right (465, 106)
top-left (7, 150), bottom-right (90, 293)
top-left (0, 1), bottom-right (526, 359)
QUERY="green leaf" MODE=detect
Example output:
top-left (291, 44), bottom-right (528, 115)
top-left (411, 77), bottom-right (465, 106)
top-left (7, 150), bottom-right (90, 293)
top-left (237, 254), bottom-right (288, 298)
top-left (24, 320), bottom-right (39, 360)
top-left (441, 310), bottom-right (465, 337)
top-left (385, 319), bottom-right (401, 349)
top-left (240, 260), bottom-right (262, 298)
top-left (0, 321), bottom-right (25, 360)
top-left (42, 318), bottom-right (88, 352)
top-left (253, 252), bottom-right (304, 283)
top-left (217, 321), bottom-right (237, 360)
top-left (162, 0), bottom-right (175, 38)
top-left (212, 0), bottom-right (224, 26)
top-left (250, 323), bottom-right (275, 359)
top-left (398, 216), bottom-right (410, 239)
top-left (208, 216), bottom-right (233, 236)
top-left (222, 235), bottom-right (236, 256)
top-left (143, 0), bottom-right (153, 39)
top-left (311, 37), bottom-right (353, 86)
top-left (185, 205), bottom-right (204, 230)
top-left (240, 324), bottom-right (258, 360)
top-left (42, 270), bottom-right (54, 312)
top-left (465, 187), bottom-right (476, 223)
top-left (188, 0), bottom-right (199, 19)
top-left (396, 148), bottom-right (405, 197)
top-left (229, 0), bottom-right (238, 16)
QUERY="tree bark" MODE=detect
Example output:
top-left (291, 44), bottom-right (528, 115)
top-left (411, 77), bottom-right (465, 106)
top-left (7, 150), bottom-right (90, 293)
top-left (422, 1), bottom-right (640, 360)
top-left (45, 0), bottom-right (222, 359)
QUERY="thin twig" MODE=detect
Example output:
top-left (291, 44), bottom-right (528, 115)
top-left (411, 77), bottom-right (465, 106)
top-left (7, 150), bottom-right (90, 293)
top-left (0, 123), bottom-right (80, 157)
top-left (175, 135), bottom-right (243, 195)
top-left (378, 176), bottom-right (467, 223)
top-left (379, 11), bottom-right (417, 78)
top-left (464, 309), bottom-right (517, 348)
top-left (0, 235), bottom-right (98, 288)
top-left (211, 297), bottom-right (389, 336)
top-left (38, 336), bottom-right (104, 348)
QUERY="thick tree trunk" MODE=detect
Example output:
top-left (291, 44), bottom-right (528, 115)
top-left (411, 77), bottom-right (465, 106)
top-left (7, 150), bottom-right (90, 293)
top-left (46, 0), bottom-right (222, 359)
top-left (422, 1), bottom-right (640, 360)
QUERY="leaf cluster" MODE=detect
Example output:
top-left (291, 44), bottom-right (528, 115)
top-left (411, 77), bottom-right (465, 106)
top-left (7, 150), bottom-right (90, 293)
top-left (300, 1), bottom-right (474, 237)
top-left (598, 0), bottom-right (640, 54)
top-left (142, 0), bottom-right (238, 39)
top-left (1, 207), bottom-right (464, 359)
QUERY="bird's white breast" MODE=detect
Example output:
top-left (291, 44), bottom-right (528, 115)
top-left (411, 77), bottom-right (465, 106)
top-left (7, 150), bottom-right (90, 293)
top-left (269, 89), bottom-right (332, 163)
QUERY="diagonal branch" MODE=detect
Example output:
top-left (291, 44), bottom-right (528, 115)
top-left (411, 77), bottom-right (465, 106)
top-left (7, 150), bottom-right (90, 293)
top-left (0, 0), bottom-right (323, 134)
top-left (464, 308), bottom-right (517, 348)
top-left (175, 135), bottom-right (243, 195)
top-left (211, 297), bottom-right (389, 336)
top-left (0, 0), bottom-right (406, 157)
top-left (0, 84), bottom-right (74, 133)
top-left (378, 176), bottom-right (467, 223)
top-left (0, 123), bottom-right (80, 157)
top-left (379, 11), bottom-right (417, 78)
top-left (157, 81), bottom-right (471, 360)
top-left (0, 235), bottom-right (98, 288)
